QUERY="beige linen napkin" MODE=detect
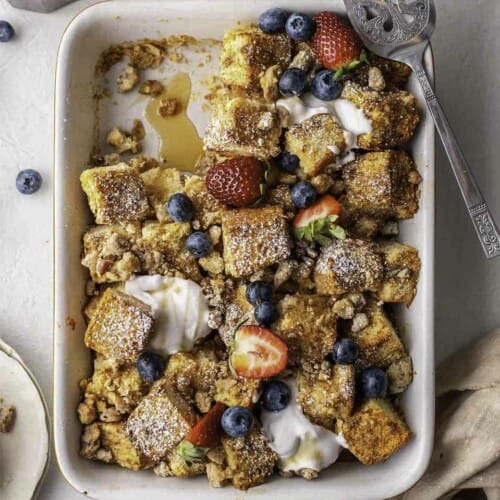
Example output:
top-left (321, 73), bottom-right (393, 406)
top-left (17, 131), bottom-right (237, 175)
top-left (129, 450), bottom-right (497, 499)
top-left (401, 329), bottom-right (500, 500)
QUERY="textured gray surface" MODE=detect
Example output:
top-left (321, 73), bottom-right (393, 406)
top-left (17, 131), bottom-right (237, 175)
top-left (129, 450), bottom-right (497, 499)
top-left (0, 0), bottom-right (498, 498)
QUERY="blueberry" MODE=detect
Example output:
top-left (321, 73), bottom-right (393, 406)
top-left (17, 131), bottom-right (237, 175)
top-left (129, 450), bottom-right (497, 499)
top-left (290, 181), bottom-right (317, 208)
top-left (186, 231), bottom-right (212, 258)
top-left (221, 406), bottom-right (254, 437)
top-left (254, 301), bottom-right (279, 326)
top-left (278, 151), bottom-right (300, 173)
top-left (261, 380), bottom-right (290, 412)
top-left (0, 21), bottom-right (14, 43)
top-left (331, 338), bottom-right (359, 364)
top-left (360, 367), bottom-right (388, 398)
top-left (278, 68), bottom-right (308, 97)
top-left (16, 169), bottom-right (42, 194)
top-left (285, 13), bottom-right (316, 41)
top-left (245, 281), bottom-right (273, 305)
top-left (258, 8), bottom-right (289, 34)
top-left (136, 351), bottom-right (165, 383)
top-left (167, 193), bottom-right (194, 222)
top-left (311, 69), bottom-right (343, 101)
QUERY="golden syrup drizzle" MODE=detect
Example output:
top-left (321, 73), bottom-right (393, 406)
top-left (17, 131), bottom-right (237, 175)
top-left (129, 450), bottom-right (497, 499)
top-left (144, 72), bottom-right (203, 172)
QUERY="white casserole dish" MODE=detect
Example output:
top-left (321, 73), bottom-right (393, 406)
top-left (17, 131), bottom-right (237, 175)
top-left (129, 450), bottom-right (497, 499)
top-left (54, 1), bottom-right (435, 498)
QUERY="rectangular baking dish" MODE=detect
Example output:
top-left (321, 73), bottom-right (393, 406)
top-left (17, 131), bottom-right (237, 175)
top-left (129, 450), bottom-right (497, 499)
top-left (54, 1), bottom-right (435, 498)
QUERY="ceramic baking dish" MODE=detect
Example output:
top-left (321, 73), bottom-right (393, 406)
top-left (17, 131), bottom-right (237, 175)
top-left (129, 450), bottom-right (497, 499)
top-left (53, 1), bottom-right (435, 498)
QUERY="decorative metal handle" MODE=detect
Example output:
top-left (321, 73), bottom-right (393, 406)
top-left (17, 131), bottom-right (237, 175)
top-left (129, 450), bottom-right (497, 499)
top-left (409, 55), bottom-right (500, 259)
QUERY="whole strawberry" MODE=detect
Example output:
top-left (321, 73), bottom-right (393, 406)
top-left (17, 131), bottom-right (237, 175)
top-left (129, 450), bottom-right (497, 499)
top-left (312, 12), bottom-right (363, 71)
top-left (206, 157), bottom-right (265, 207)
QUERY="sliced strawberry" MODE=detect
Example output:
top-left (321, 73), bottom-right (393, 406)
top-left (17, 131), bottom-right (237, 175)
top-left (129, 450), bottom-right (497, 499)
top-left (293, 194), bottom-right (342, 228)
top-left (185, 402), bottom-right (226, 448)
top-left (312, 12), bottom-right (363, 71)
top-left (205, 157), bottom-right (265, 207)
top-left (230, 325), bottom-right (288, 379)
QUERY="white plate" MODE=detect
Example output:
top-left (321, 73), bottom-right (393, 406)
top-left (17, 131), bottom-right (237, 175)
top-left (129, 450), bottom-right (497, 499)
top-left (54, 1), bottom-right (435, 499)
top-left (0, 339), bottom-right (50, 500)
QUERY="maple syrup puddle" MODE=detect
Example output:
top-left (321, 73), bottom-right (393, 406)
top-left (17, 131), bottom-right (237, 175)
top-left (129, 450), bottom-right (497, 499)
top-left (144, 72), bottom-right (203, 172)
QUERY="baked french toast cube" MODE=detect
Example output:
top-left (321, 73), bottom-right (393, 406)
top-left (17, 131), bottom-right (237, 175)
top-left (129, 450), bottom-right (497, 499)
top-left (342, 150), bottom-right (421, 219)
top-left (125, 379), bottom-right (198, 461)
top-left (376, 241), bottom-right (421, 305)
top-left (285, 113), bottom-right (346, 178)
top-left (315, 238), bottom-right (384, 296)
top-left (219, 26), bottom-right (292, 91)
top-left (273, 293), bottom-right (337, 365)
top-left (204, 96), bottom-right (282, 160)
top-left (341, 82), bottom-right (420, 150)
top-left (84, 288), bottom-right (153, 362)
top-left (221, 206), bottom-right (291, 278)
top-left (352, 56), bottom-right (412, 89)
top-left (206, 429), bottom-right (277, 490)
top-left (141, 221), bottom-right (201, 281)
top-left (338, 398), bottom-right (412, 465)
top-left (81, 223), bottom-right (142, 284)
top-left (184, 175), bottom-right (226, 229)
top-left (347, 298), bottom-right (407, 369)
top-left (80, 164), bottom-right (150, 224)
top-left (297, 364), bottom-right (355, 430)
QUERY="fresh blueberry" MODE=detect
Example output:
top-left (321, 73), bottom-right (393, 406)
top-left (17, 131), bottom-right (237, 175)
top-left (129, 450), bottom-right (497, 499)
top-left (285, 12), bottom-right (316, 41)
top-left (258, 8), bottom-right (289, 34)
top-left (278, 151), bottom-right (300, 173)
top-left (278, 68), bottom-right (308, 97)
top-left (246, 281), bottom-right (273, 305)
top-left (290, 181), bottom-right (317, 208)
top-left (16, 169), bottom-right (42, 194)
top-left (136, 351), bottom-right (165, 383)
top-left (221, 406), bottom-right (254, 437)
top-left (331, 338), bottom-right (359, 364)
top-left (167, 193), bottom-right (194, 222)
top-left (261, 380), bottom-right (290, 412)
top-left (0, 21), bottom-right (14, 43)
top-left (360, 367), bottom-right (388, 398)
top-left (254, 301), bottom-right (279, 326)
top-left (186, 231), bottom-right (212, 258)
top-left (311, 69), bottom-right (343, 101)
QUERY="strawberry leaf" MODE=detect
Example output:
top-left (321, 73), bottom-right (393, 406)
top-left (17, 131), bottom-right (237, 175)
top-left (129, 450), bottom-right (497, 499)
top-left (330, 225), bottom-right (347, 240)
top-left (293, 215), bottom-right (347, 246)
top-left (176, 441), bottom-right (208, 467)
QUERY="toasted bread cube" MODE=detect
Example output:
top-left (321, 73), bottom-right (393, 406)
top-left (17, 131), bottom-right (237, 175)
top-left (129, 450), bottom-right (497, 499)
top-left (214, 361), bottom-right (261, 408)
top-left (140, 167), bottom-right (185, 223)
top-left (341, 82), bottom-right (420, 150)
top-left (274, 294), bottom-right (337, 365)
top-left (315, 239), bottom-right (384, 296)
top-left (184, 175), bottom-right (226, 229)
top-left (347, 299), bottom-right (407, 369)
top-left (154, 450), bottom-right (206, 478)
top-left (352, 56), bottom-right (412, 89)
top-left (219, 26), bottom-right (292, 91)
top-left (81, 223), bottom-right (142, 284)
top-left (84, 288), bottom-right (153, 362)
top-left (221, 206), bottom-right (291, 278)
top-left (297, 364), bottom-right (355, 430)
top-left (338, 398), bottom-right (412, 464)
top-left (377, 241), bottom-right (421, 305)
top-left (125, 379), bottom-right (198, 461)
top-left (285, 114), bottom-right (346, 178)
top-left (141, 221), bottom-right (201, 281)
top-left (80, 422), bottom-right (153, 471)
top-left (206, 429), bottom-right (277, 490)
top-left (80, 164), bottom-right (150, 224)
top-left (343, 150), bottom-right (421, 220)
top-left (204, 96), bottom-right (282, 160)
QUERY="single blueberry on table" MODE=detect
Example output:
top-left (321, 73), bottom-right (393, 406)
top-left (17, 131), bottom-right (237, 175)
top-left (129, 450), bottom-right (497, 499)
top-left (278, 151), bottom-right (300, 173)
top-left (186, 231), bottom-right (212, 258)
top-left (278, 68), bottom-right (308, 97)
top-left (167, 193), bottom-right (194, 222)
top-left (311, 69), bottom-right (343, 101)
top-left (285, 13), bottom-right (316, 41)
top-left (136, 352), bottom-right (165, 383)
top-left (261, 380), bottom-right (291, 412)
top-left (258, 8), bottom-right (289, 34)
top-left (331, 338), bottom-right (359, 365)
top-left (290, 181), bottom-right (317, 208)
top-left (246, 280), bottom-right (273, 306)
top-left (221, 406), bottom-right (254, 437)
top-left (254, 301), bottom-right (279, 326)
top-left (16, 169), bottom-right (42, 194)
top-left (360, 367), bottom-right (388, 398)
top-left (0, 21), bottom-right (15, 43)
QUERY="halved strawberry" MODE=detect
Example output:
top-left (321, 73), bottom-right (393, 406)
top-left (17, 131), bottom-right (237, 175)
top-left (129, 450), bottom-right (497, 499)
top-left (293, 194), bottom-right (342, 228)
top-left (230, 325), bottom-right (288, 379)
top-left (205, 157), bottom-right (266, 207)
top-left (312, 12), bottom-right (364, 72)
top-left (185, 402), bottom-right (226, 448)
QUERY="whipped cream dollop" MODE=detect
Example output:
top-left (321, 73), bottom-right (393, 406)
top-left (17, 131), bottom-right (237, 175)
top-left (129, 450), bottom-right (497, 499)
top-left (260, 378), bottom-right (347, 473)
top-left (124, 275), bottom-right (211, 355)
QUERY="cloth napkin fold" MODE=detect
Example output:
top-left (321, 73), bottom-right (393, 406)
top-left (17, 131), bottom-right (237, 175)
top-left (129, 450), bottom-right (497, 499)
top-left (401, 329), bottom-right (500, 500)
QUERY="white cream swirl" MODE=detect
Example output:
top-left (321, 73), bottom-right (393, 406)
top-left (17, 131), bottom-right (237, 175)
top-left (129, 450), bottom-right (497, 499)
top-left (124, 275), bottom-right (210, 355)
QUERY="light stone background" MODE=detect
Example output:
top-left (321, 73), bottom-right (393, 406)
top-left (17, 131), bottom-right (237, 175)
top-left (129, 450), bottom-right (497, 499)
top-left (0, 0), bottom-right (498, 498)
